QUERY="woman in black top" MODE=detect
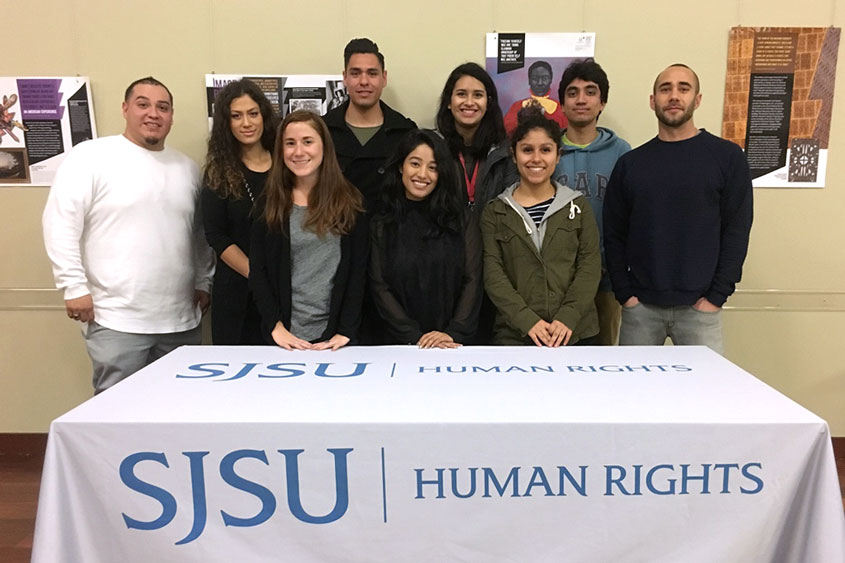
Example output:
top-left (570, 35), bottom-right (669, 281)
top-left (370, 129), bottom-right (482, 348)
top-left (201, 79), bottom-right (276, 344)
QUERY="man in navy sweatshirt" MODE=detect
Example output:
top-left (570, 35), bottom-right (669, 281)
top-left (603, 64), bottom-right (753, 354)
top-left (553, 59), bottom-right (631, 345)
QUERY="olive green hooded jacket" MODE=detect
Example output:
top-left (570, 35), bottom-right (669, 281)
top-left (480, 182), bottom-right (601, 345)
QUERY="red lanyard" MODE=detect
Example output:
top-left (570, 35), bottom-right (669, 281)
top-left (459, 153), bottom-right (480, 203)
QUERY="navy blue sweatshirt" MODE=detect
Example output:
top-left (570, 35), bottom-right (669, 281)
top-left (603, 130), bottom-right (753, 307)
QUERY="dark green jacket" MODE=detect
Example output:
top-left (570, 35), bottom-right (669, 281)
top-left (481, 183), bottom-right (600, 345)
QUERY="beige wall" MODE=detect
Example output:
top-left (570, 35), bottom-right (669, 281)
top-left (3, 0), bottom-right (844, 433)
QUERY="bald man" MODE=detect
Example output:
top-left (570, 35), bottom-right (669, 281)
top-left (603, 64), bottom-right (753, 355)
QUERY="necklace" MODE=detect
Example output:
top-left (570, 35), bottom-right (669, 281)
top-left (244, 180), bottom-right (255, 203)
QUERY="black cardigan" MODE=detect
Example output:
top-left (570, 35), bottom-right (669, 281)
top-left (200, 168), bottom-right (266, 344)
top-left (249, 210), bottom-right (369, 344)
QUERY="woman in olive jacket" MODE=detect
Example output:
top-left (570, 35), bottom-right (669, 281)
top-left (481, 110), bottom-right (600, 346)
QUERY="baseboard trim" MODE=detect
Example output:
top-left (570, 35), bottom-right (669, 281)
top-left (0, 433), bottom-right (48, 461)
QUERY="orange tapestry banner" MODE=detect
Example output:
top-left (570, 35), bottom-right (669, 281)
top-left (723, 27), bottom-right (840, 188)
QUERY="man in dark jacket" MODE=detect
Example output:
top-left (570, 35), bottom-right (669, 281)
top-left (323, 38), bottom-right (416, 210)
top-left (323, 38), bottom-right (416, 344)
top-left (603, 64), bottom-right (753, 355)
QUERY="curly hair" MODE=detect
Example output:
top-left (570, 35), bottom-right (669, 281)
top-left (202, 79), bottom-right (277, 199)
top-left (510, 106), bottom-right (563, 154)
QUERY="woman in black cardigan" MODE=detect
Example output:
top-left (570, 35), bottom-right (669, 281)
top-left (201, 79), bottom-right (276, 344)
top-left (369, 129), bottom-right (482, 348)
top-left (250, 110), bottom-right (366, 351)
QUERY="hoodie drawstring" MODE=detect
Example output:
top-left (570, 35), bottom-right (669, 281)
top-left (568, 200), bottom-right (581, 220)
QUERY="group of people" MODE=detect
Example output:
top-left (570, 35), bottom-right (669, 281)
top-left (42, 38), bottom-right (753, 393)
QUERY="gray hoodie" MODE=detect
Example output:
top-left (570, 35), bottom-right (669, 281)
top-left (496, 180), bottom-right (583, 252)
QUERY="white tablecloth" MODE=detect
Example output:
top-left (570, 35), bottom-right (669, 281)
top-left (32, 346), bottom-right (845, 562)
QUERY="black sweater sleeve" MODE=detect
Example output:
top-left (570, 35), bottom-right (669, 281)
top-left (706, 144), bottom-right (753, 306)
top-left (201, 186), bottom-right (236, 257)
top-left (602, 156), bottom-right (634, 305)
top-left (335, 212), bottom-right (369, 343)
top-left (368, 220), bottom-right (424, 344)
top-left (248, 218), bottom-right (283, 340)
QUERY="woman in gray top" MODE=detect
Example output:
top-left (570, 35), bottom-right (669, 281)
top-left (250, 110), bottom-right (368, 351)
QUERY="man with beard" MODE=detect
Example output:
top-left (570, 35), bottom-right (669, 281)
top-left (603, 64), bottom-right (753, 354)
top-left (553, 59), bottom-right (630, 345)
top-left (43, 77), bottom-right (214, 393)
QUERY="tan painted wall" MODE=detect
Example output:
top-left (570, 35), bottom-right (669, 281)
top-left (3, 0), bottom-right (844, 433)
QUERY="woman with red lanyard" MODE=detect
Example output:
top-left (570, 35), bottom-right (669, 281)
top-left (435, 63), bottom-right (517, 212)
top-left (436, 63), bottom-right (517, 342)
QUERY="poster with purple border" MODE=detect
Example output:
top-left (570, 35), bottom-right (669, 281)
top-left (486, 33), bottom-right (596, 135)
top-left (0, 76), bottom-right (97, 186)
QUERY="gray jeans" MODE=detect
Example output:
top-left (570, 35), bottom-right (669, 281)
top-left (619, 302), bottom-right (723, 355)
top-left (83, 321), bottom-right (202, 393)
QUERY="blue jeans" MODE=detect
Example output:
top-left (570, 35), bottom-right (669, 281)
top-left (619, 302), bottom-right (723, 355)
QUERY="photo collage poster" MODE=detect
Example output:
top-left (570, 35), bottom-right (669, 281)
top-left (205, 74), bottom-right (345, 130)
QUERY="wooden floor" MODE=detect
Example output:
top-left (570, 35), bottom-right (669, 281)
top-left (1, 438), bottom-right (844, 562)
top-left (0, 446), bottom-right (44, 563)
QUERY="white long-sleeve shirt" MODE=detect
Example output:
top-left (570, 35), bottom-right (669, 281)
top-left (43, 135), bottom-right (215, 334)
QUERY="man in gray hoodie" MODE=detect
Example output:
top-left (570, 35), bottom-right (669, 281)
top-left (553, 59), bottom-right (630, 345)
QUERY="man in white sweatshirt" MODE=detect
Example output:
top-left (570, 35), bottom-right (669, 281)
top-left (43, 77), bottom-right (214, 393)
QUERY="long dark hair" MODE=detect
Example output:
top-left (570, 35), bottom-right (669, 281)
top-left (435, 63), bottom-right (506, 159)
top-left (202, 79), bottom-right (277, 199)
top-left (263, 110), bottom-right (362, 235)
top-left (377, 129), bottom-right (464, 234)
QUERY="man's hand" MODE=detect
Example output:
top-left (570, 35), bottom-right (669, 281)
top-left (65, 294), bottom-right (94, 323)
top-left (623, 296), bottom-right (640, 308)
top-left (194, 290), bottom-right (211, 315)
top-left (693, 297), bottom-right (721, 312)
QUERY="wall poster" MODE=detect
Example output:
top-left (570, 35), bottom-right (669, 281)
top-left (485, 33), bottom-right (596, 135)
top-left (0, 77), bottom-right (96, 186)
top-left (723, 27), bottom-right (841, 188)
top-left (205, 74), bottom-right (345, 130)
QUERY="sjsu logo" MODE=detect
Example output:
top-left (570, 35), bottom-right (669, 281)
top-left (119, 448), bottom-right (352, 544)
top-left (177, 362), bottom-right (371, 381)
